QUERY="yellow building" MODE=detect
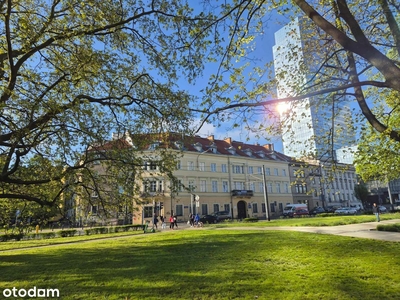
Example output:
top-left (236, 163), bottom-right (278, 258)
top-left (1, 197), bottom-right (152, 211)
top-left (134, 135), bottom-right (294, 224)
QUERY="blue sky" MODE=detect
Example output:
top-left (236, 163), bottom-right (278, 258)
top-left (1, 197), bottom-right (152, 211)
top-left (192, 14), bottom-right (290, 152)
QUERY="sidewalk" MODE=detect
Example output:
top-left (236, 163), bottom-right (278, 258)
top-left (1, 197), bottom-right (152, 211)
top-left (221, 219), bottom-right (400, 242)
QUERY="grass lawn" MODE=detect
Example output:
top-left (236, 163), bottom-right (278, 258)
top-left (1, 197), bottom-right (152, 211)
top-left (1, 228), bottom-right (400, 300)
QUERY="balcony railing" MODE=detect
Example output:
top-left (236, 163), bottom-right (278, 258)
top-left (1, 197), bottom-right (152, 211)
top-left (231, 190), bottom-right (254, 197)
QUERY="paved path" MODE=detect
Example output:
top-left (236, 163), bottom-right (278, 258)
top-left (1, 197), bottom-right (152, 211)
top-left (215, 219), bottom-right (400, 242)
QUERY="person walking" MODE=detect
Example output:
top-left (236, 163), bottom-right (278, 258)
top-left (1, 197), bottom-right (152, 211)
top-left (173, 215), bottom-right (178, 228)
top-left (194, 213), bottom-right (200, 227)
top-left (153, 215), bottom-right (158, 229)
top-left (189, 213), bottom-right (194, 227)
top-left (169, 215), bottom-right (175, 230)
top-left (372, 203), bottom-right (380, 222)
top-left (160, 216), bottom-right (166, 229)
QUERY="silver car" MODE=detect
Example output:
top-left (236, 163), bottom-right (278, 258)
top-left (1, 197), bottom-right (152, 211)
top-left (335, 207), bottom-right (358, 215)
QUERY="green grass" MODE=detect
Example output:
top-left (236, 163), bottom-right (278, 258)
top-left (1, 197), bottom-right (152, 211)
top-left (1, 228), bottom-right (400, 299)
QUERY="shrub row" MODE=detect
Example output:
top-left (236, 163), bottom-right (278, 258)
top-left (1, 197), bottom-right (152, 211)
top-left (242, 217), bottom-right (259, 222)
top-left (0, 224), bottom-right (146, 242)
top-left (377, 223), bottom-right (400, 232)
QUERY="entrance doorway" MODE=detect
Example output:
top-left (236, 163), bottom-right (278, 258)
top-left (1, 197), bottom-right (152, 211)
top-left (237, 200), bottom-right (247, 220)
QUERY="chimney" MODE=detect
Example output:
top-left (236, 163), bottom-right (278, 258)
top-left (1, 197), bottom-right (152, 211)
top-left (224, 137), bottom-right (232, 145)
top-left (207, 135), bottom-right (214, 142)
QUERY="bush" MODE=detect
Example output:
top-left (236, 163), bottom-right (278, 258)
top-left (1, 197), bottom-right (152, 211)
top-left (243, 217), bottom-right (259, 222)
top-left (377, 223), bottom-right (400, 232)
top-left (0, 233), bottom-right (24, 242)
top-left (60, 230), bottom-right (77, 237)
top-left (40, 232), bottom-right (57, 239)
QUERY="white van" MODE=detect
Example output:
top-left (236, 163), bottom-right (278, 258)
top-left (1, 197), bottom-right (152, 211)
top-left (283, 204), bottom-right (308, 218)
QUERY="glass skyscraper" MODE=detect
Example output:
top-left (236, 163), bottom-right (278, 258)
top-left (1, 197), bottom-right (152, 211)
top-left (272, 17), bottom-right (355, 160)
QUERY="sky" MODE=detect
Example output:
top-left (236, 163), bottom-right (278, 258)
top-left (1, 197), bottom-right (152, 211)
top-left (193, 13), bottom-right (290, 153)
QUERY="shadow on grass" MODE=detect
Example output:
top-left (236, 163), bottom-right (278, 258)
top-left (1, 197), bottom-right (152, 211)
top-left (1, 230), bottom-right (400, 299)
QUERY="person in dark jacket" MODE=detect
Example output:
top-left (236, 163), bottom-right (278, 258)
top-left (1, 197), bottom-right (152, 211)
top-left (372, 203), bottom-right (380, 222)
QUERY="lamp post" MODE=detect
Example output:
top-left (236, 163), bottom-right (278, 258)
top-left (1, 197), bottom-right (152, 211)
top-left (262, 165), bottom-right (271, 221)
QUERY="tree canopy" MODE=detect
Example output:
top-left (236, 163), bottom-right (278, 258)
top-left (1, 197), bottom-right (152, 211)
top-left (1, 0), bottom-right (400, 209)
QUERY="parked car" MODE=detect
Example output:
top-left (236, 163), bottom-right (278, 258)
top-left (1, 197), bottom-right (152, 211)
top-left (325, 205), bottom-right (341, 213)
top-left (293, 208), bottom-right (309, 217)
top-left (378, 206), bottom-right (387, 213)
top-left (309, 207), bottom-right (326, 216)
top-left (335, 207), bottom-right (358, 215)
top-left (211, 211), bottom-right (232, 222)
top-left (200, 214), bottom-right (218, 224)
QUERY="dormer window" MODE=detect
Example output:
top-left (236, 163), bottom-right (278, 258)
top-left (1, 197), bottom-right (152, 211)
top-left (243, 148), bottom-right (252, 157)
top-left (174, 141), bottom-right (184, 150)
top-left (209, 143), bottom-right (218, 154)
top-left (256, 151), bottom-right (265, 158)
top-left (194, 142), bottom-right (203, 152)
top-left (227, 146), bottom-right (236, 155)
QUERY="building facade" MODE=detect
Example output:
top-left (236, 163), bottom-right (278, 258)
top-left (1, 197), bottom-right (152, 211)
top-left (135, 135), bottom-right (295, 224)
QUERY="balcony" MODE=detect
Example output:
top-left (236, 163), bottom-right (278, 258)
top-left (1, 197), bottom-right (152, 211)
top-left (231, 190), bottom-right (254, 197)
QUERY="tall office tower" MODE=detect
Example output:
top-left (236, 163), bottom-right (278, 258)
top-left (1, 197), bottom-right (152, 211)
top-left (272, 17), bottom-right (355, 160)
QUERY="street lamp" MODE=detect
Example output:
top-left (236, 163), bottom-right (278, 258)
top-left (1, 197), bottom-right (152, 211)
top-left (262, 165), bottom-right (271, 221)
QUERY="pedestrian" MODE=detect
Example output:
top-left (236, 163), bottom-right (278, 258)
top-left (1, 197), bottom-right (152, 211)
top-left (194, 213), bottom-right (200, 226)
top-left (160, 216), bottom-right (166, 229)
top-left (173, 215), bottom-right (178, 228)
top-left (169, 215), bottom-right (175, 229)
top-left (372, 203), bottom-right (380, 222)
top-left (189, 213), bottom-right (194, 227)
top-left (153, 215), bottom-right (158, 229)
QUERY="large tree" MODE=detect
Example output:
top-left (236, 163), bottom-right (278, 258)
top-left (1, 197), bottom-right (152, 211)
top-left (2, 0), bottom-right (400, 208)
top-left (0, 0), bottom-right (233, 207)
top-left (198, 0), bottom-right (400, 179)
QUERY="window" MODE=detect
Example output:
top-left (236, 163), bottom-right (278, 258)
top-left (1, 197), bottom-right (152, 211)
top-left (144, 206), bottom-right (152, 218)
top-left (224, 204), bottom-right (230, 212)
top-left (213, 204), bottom-right (219, 212)
top-left (262, 203), bottom-right (266, 213)
top-left (249, 182), bottom-right (255, 192)
top-left (201, 204), bottom-right (208, 215)
top-left (274, 168), bottom-right (279, 176)
top-left (221, 164), bottom-right (227, 173)
top-left (91, 191), bottom-right (98, 198)
top-left (212, 180), bottom-right (218, 192)
top-left (282, 169), bottom-right (286, 177)
top-left (276, 183), bottom-right (281, 193)
top-left (295, 184), bottom-right (307, 194)
top-left (248, 166), bottom-right (253, 174)
top-left (200, 180), bottom-right (207, 192)
top-left (259, 182), bottom-right (264, 193)
top-left (234, 181), bottom-right (245, 190)
top-left (268, 183), bottom-right (273, 193)
top-left (284, 182), bottom-right (289, 193)
top-left (188, 180), bottom-right (195, 192)
top-left (199, 162), bottom-right (205, 171)
top-left (233, 165), bottom-right (244, 174)
top-left (257, 167), bottom-right (262, 175)
top-left (270, 203), bottom-right (275, 213)
top-left (211, 163), bottom-right (217, 172)
top-left (252, 203), bottom-right (258, 213)
top-left (188, 161), bottom-right (194, 171)
top-left (176, 161), bottom-right (181, 170)
top-left (222, 181), bottom-right (229, 192)
top-left (177, 180), bottom-right (183, 192)
top-left (278, 203), bottom-right (283, 212)
top-left (91, 205), bottom-right (98, 214)
top-left (149, 162), bottom-right (157, 170)
top-left (265, 168), bottom-right (271, 175)
top-left (176, 204), bottom-right (183, 216)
